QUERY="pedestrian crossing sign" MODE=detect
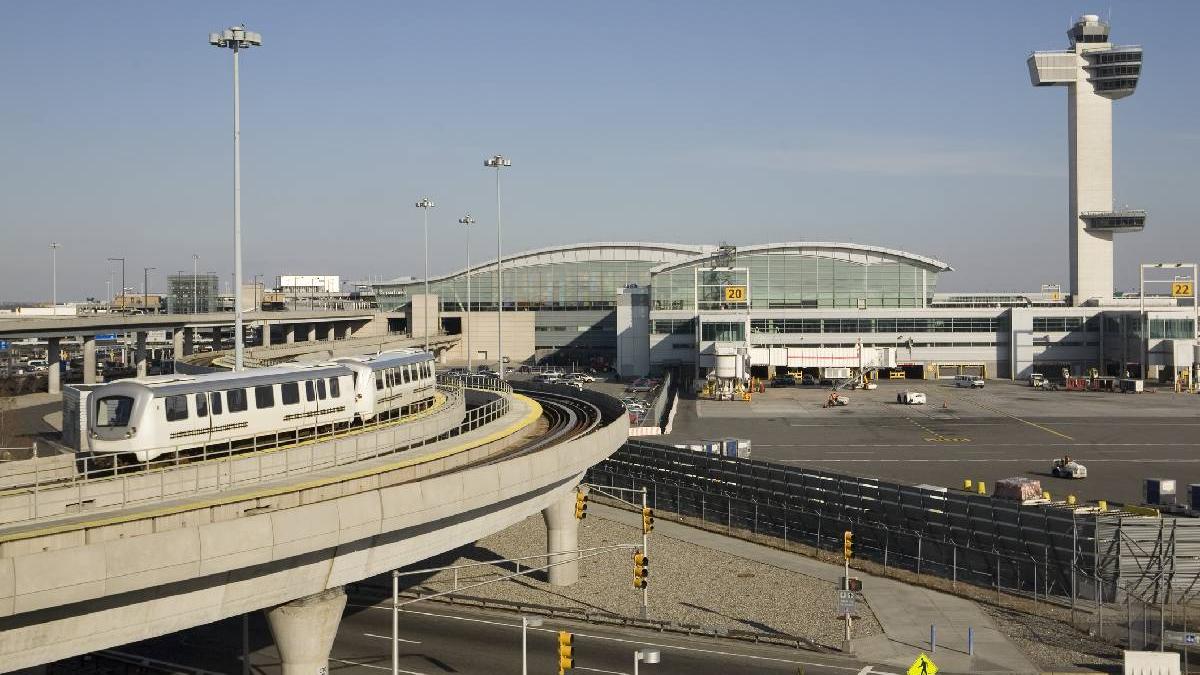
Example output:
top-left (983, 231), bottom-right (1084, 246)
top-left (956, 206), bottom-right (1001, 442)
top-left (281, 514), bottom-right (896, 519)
top-left (906, 653), bottom-right (938, 675)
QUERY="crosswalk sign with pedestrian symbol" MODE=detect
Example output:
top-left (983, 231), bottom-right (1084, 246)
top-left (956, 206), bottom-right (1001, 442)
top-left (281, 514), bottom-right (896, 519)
top-left (906, 653), bottom-right (938, 675)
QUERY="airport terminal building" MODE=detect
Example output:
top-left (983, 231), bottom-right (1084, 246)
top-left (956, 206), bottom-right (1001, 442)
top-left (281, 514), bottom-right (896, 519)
top-left (371, 240), bottom-right (1198, 383)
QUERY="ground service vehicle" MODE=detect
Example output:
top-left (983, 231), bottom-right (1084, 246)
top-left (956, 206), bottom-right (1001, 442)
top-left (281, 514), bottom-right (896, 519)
top-left (955, 374), bottom-right (985, 388)
top-left (897, 391), bottom-right (927, 405)
top-left (1051, 456), bottom-right (1088, 479)
top-left (87, 349), bottom-right (436, 465)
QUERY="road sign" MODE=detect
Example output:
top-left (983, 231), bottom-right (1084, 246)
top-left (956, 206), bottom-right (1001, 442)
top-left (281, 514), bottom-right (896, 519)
top-left (906, 653), bottom-right (938, 675)
top-left (837, 589), bottom-right (856, 615)
top-left (0, 340), bottom-right (8, 350)
top-left (96, 334), bottom-right (118, 341)
top-left (1165, 630), bottom-right (1198, 646)
top-left (723, 285), bottom-right (747, 302)
top-left (1172, 281), bottom-right (1194, 298)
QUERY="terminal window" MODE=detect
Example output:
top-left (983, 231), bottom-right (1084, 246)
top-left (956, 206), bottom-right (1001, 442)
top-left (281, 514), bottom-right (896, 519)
top-left (701, 321), bottom-right (745, 342)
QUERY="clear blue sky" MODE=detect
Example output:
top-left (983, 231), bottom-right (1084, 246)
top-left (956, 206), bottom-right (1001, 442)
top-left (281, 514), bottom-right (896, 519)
top-left (1, 1), bottom-right (1197, 302)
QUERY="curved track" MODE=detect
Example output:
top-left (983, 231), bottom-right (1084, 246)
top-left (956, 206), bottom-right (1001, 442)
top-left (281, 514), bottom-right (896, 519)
top-left (505, 387), bottom-right (602, 457)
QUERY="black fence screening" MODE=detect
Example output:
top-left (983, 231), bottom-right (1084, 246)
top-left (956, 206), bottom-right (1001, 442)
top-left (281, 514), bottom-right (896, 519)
top-left (588, 439), bottom-right (1099, 601)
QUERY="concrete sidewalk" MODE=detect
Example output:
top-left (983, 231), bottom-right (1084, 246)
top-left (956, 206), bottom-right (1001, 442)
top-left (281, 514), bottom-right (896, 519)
top-left (590, 502), bottom-right (1038, 674)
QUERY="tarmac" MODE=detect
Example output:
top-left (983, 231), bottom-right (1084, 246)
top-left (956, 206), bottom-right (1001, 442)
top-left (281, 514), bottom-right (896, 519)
top-left (590, 502), bottom-right (1041, 674)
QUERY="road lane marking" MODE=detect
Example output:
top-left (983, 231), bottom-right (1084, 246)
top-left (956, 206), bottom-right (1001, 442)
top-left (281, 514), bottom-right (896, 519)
top-left (960, 396), bottom-right (1074, 440)
top-left (331, 657), bottom-right (419, 673)
top-left (351, 604), bottom-right (871, 672)
top-left (363, 632), bottom-right (421, 644)
top-left (775, 457), bottom-right (1200, 463)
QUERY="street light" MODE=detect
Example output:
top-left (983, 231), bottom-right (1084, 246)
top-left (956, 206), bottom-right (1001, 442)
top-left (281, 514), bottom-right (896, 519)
top-left (458, 214), bottom-right (475, 370)
top-left (520, 615), bottom-right (542, 675)
top-left (209, 24), bottom-right (262, 372)
top-left (484, 154), bottom-right (511, 377)
top-left (108, 258), bottom-right (126, 311)
top-left (49, 242), bottom-right (60, 309)
top-left (633, 648), bottom-right (661, 675)
top-left (192, 254), bottom-right (200, 314)
top-left (144, 267), bottom-right (156, 314)
top-left (415, 197), bottom-right (436, 351)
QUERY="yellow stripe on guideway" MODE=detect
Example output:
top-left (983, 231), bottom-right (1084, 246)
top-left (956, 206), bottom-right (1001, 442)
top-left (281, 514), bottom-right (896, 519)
top-left (0, 394), bottom-right (543, 544)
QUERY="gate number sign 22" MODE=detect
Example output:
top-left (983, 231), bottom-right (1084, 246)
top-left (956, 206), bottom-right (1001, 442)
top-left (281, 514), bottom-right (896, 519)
top-left (1172, 281), bottom-right (1194, 297)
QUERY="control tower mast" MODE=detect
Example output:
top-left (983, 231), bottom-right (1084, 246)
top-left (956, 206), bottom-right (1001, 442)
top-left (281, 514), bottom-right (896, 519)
top-left (1028, 14), bottom-right (1144, 305)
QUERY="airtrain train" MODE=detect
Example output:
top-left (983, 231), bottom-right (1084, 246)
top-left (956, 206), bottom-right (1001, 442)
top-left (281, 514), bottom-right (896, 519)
top-left (86, 349), bottom-right (437, 464)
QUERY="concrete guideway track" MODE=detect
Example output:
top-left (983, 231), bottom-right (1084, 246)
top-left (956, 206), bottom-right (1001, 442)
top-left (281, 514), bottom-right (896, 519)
top-left (0, 385), bottom-right (628, 672)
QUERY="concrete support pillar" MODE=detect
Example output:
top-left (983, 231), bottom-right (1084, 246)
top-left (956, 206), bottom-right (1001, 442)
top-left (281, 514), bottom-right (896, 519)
top-left (542, 489), bottom-right (581, 586)
top-left (285, 324), bottom-right (296, 344)
top-left (172, 329), bottom-right (185, 360)
top-left (135, 331), bottom-right (148, 378)
top-left (47, 337), bottom-right (61, 394)
top-left (262, 322), bottom-right (272, 347)
top-left (82, 335), bottom-right (97, 384)
top-left (306, 324), bottom-right (317, 342)
top-left (264, 587), bottom-right (346, 675)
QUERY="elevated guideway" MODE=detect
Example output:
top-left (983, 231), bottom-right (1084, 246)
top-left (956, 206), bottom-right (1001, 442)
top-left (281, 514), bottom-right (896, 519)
top-left (0, 379), bottom-right (627, 672)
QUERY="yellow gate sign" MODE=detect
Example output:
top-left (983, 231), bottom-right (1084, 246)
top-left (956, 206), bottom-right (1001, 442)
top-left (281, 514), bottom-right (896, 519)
top-left (723, 285), bottom-right (747, 302)
top-left (907, 653), bottom-right (938, 675)
top-left (1172, 281), bottom-right (1194, 298)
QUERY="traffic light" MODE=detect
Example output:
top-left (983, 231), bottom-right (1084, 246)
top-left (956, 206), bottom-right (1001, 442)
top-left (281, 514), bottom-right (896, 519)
top-left (633, 550), bottom-right (649, 588)
top-left (641, 507), bottom-right (654, 534)
top-left (574, 490), bottom-right (588, 520)
top-left (843, 530), bottom-right (853, 560)
top-left (557, 631), bottom-right (574, 673)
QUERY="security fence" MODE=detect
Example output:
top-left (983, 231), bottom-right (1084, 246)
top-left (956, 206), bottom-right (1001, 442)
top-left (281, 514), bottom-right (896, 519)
top-left (586, 439), bottom-right (1200, 653)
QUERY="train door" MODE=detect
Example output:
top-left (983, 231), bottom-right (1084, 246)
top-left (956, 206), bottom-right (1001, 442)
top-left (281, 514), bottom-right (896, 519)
top-left (193, 392), bottom-right (213, 449)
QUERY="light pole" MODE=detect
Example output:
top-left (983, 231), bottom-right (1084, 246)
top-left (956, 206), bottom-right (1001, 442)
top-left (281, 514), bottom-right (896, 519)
top-left (49, 242), bottom-right (60, 309)
top-left (633, 648), bottom-right (661, 675)
top-left (458, 215), bottom-right (475, 369)
top-left (143, 267), bottom-right (156, 314)
top-left (521, 615), bottom-right (542, 675)
top-left (253, 273), bottom-right (262, 312)
top-left (415, 198), bottom-right (436, 350)
top-left (108, 257), bottom-right (125, 311)
top-left (209, 25), bottom-right (262, 372)
top-left (192, 254), bottom-right (200, 314)
top-left (484, 154), bottom-right (511, 377)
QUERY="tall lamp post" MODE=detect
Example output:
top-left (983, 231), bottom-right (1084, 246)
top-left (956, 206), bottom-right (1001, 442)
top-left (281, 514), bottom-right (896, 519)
top-left (633, 648), bottom-right (661, 675)
top-left (49, 242), bottom-right (60, 309)
top-left (415, 198), bottom-right (436, 350)
top-left (143, 267), bottom-right (156, 314)
top-left (209, 25), bottom-right (262, 372)
top-left (484, 154), bottom-right (511, 377)
top-left (108, 257), bottom-right (125, 311)
top-left (192, 254), bottom-right (200, 314)
top-left (520, 615), bottom-right (542, 675)
top-left (458, 215), bottom-right (475, 369)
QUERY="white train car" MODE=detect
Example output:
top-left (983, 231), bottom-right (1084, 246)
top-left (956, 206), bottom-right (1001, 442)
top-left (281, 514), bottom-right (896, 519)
top-left (335, 349), bottom-right (438, 423)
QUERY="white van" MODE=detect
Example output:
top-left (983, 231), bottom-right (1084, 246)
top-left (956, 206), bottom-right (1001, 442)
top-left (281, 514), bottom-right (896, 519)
top-left (954, 374), bottom-right (985, 388)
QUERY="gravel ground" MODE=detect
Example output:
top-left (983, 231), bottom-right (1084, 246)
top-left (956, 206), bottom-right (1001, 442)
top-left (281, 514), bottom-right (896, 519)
top-left (979, 603), bottom-right (1123, 672)
top-left (403, 512), bottom-right (882, 648)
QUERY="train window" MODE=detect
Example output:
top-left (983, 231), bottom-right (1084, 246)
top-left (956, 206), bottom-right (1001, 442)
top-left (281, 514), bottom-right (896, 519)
top-left (317, 379), bottom-right (327, 400)
top-left (227, 388), bottom-right (248, 413)
top-left (329, 377), bottom-right (340, 397)
top-left (165, 395), bottom-right (189, 422)
top-left (281, 382), bottom-right (300, 405)
top-left (95, 396), bottom-right (134, 427)
top-left (386, 370), bottom-right (394, 387)
top-left (210, 392), bottom-right (223, 415)
top-left (195, 393), bottom-right (208, 418)
top-left (401, 366), bottom-right (409, 384)
top-left (255, 385), bottom-right (275, 409)
top-left (305, 380), bottom-right (315, 401)
top-left (375, 371), bottom-right (384, 390)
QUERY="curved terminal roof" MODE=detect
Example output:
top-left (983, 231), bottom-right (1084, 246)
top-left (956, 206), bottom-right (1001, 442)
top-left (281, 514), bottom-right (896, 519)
top-left (378, 242), bottom-right (715, 286)
top-left (648, 242), bottom-right (953, 275)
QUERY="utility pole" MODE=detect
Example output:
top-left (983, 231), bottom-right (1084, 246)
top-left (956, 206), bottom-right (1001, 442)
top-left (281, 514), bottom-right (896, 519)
top-left (49, 242), bottom-right (60, 309)
top-left (108, 258), bottom-right (125, 312)
top-left (144, 267), bottom-right (156, 314)
top-left (458, 215), bottom-right (475, 370)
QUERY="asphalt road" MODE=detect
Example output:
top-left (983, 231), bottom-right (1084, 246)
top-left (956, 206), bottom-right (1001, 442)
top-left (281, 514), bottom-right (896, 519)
top-left (96, 591), bottom-right (902, 675)
top-left (663, 379), bottom-right (1200, 506)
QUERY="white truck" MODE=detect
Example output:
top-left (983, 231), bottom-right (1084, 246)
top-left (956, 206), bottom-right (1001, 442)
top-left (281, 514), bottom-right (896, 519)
top-left (897, 391), bottom-right (927, 405)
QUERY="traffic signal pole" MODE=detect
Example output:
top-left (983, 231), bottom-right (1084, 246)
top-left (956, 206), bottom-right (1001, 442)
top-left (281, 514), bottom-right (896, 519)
top-left (843, 530), bottom-right (853, 646)
top-left (641, 487), bottom-right (649, 619)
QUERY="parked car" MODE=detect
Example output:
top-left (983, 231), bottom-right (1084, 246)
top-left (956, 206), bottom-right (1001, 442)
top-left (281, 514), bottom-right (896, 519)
top-left (771, 375), bottom-right (797, 387)
top-left (801, 374), bottom-right (817, 386)
top-left (955, 374), bottom-right (985, 388)
top-left (568, 372), bottom-right (596, 383)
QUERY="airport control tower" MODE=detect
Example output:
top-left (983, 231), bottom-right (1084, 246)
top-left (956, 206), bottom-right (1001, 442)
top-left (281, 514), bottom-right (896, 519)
top-left (1029, 14), bottom-right (1144, 305)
